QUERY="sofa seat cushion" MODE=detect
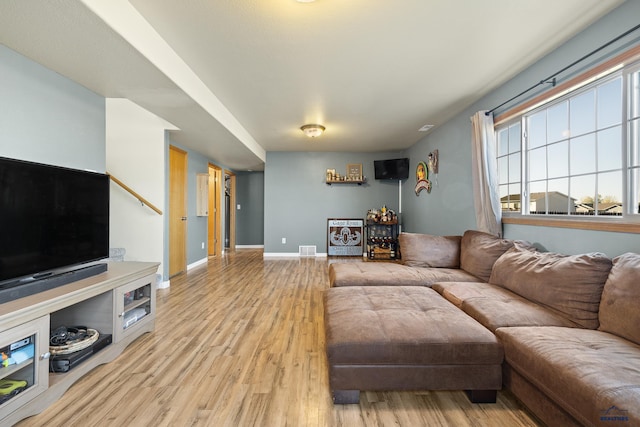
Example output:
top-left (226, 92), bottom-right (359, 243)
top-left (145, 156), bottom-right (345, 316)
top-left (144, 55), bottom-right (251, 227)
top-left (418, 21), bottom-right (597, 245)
top-left (432, 281), bottom-right (494, 307)
top-left (398, 233), bottom-right (461, 268)
top-left (433, 282), bottom-right (579, 332)
top-left (496, 326), bottom-right (640, 427)
top-left (598, 252), bottom-right (640, 346)
top-left (459, 230), bottom-right (516, 282)
top-left (328, 262), bottom-right (478, 287)
top-left (411, 266), bottom-right (480, 285)
top-left (324, 286), bottom-right (503, 366)
top-left (490, 247), bottom-right (612, 329)
top-left (329, 262), bottom-right (423, 287)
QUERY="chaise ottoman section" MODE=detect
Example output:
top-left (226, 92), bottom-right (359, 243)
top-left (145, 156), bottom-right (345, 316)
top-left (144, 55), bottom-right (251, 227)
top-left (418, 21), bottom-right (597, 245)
top-left (324, 286), bottom-right (503, 404)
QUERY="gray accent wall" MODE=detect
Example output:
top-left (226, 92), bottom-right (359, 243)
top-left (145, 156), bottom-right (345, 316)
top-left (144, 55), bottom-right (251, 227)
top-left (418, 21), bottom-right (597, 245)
top-left (236, 171), bottom-right (264, 245)
top-left (402, 120), bottom-right (477, 236)
top-left (402, 0), bottom-right (640, 257)
top-left (264, 151), bottom-right (404, 254)
top-left (0, 45), bottom-right (105, 171)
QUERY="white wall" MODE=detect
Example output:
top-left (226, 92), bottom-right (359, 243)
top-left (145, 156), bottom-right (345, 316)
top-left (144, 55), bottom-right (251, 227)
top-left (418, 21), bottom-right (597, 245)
top-left (106, 99), bottom-right (176, 281)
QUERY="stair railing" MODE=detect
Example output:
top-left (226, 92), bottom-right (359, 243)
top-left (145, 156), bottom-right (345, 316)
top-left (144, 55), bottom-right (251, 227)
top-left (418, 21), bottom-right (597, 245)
top-left (107, 172), bottom-right (163, 215)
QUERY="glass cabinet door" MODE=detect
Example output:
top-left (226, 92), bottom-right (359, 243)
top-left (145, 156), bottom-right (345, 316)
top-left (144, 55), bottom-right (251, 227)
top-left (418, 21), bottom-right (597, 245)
top-left (0, 315), bottom-right (49, 415)
top-left (114, 276), bottom-right (155, 342)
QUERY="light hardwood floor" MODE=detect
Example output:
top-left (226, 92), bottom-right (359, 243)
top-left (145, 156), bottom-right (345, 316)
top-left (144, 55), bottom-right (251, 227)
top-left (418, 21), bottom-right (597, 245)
top-left (17, 250), bottom-right (543, 426)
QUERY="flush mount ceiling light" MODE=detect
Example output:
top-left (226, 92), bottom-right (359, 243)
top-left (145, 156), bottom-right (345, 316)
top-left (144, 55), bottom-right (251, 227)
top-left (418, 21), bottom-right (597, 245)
top-left (300, 124), bottom-right (325, 138)
top-left (296, 0), bottom-right (316, 2)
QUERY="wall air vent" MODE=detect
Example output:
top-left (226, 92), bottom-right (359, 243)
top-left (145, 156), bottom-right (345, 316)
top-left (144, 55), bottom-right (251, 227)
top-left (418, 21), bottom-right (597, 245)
top-left (299, 245), bottom-right (317, 257)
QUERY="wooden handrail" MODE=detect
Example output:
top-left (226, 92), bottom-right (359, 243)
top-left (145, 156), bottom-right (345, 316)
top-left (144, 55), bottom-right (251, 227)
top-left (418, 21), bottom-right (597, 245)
top-left (107, 172), bottom-right (163, 215)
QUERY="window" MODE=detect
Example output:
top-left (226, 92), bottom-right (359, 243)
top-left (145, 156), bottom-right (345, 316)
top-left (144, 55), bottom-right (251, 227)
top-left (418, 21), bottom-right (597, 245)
top-left (631, 68), bottom-right (640, 213)
top-left (496, 122), bottom-right (521, 211)
top-left (496, 62), bottom-right (640, 221)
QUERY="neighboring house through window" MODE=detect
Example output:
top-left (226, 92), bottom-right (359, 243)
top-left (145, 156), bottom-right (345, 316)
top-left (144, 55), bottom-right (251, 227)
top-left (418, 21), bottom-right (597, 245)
top-left (495, 60), bottom-right (640, 221)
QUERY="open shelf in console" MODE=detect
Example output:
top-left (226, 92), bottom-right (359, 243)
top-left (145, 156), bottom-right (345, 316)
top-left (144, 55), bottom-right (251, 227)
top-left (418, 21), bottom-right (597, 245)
top-left (50, 290), bottom-right (114, 338)
top-left (47, 284), bottom-right (114, 384)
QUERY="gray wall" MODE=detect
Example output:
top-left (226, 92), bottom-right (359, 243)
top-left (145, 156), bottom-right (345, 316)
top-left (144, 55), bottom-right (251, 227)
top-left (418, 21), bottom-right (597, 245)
top-left (402, 120), bottom-right (477, 236)
top-left (236, 171), bottom-right (264, 246)
top-left (264, 151), bottom-right (404, 253)
top-left (402, 0), bottom-right (640, 257)
top-left (0, 45), bottom-right (105, 171)
top-left (185, 146), bottom-right (211, 263)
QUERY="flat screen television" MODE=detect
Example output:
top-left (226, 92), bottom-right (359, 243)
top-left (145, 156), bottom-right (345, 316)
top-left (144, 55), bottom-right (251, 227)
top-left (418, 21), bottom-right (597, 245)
top-left (374, 158), bottom-right (410, 180)
top-left (0, 157), bottom-right (110, 292)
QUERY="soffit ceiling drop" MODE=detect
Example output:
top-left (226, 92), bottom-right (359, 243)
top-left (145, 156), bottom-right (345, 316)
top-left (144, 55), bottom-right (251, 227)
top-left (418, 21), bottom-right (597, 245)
top-left (0, 0), bottom-right (624, 170)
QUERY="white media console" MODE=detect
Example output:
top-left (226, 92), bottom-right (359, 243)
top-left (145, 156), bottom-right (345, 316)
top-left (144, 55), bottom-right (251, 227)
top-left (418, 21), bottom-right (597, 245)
top-left (0, 261), bottom-right (159, 425)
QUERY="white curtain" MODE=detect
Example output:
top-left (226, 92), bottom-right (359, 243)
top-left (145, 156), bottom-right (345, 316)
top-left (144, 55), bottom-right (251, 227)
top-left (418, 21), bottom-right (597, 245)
top-left (470, 111), bottom-right (502, 236)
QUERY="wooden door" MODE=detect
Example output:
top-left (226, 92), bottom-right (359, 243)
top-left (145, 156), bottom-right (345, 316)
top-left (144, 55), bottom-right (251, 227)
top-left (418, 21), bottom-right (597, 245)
top-left (225, 170), bottom-right (236, 251)
top-left (208, 164), bottom-right (222, 257)
top-left (169, 146), bottom-right (187, 276)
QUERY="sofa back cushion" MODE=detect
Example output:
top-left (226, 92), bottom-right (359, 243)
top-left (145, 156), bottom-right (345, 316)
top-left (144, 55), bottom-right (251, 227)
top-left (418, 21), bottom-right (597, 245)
top-left (598, 253), bottom-right (640, 345)
top-left (459, 230), bottom-right (515, 281)
top-left (489, 247), bottom-right (612, 329)
top-left (398, 233), bottom-right (461, 268)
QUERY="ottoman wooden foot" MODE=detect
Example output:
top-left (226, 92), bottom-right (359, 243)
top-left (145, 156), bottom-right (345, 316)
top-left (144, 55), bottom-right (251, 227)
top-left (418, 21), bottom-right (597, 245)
top-left (465, 389), bottom-right (497, 403)
top-left (332, 390), bottom-right (360, 404)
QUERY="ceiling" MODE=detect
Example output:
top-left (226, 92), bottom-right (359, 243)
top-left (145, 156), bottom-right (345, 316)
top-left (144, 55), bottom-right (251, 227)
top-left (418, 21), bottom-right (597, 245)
top-left (0, 0), bottom-right (624, 170)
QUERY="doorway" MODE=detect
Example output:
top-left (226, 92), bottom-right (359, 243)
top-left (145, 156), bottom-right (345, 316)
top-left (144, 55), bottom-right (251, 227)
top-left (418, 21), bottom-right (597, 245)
top-left (169, 146), bottom-right (187, 277)
top-left (224, 170), bottom-right (236, 251)
top-left (208, 163), bottom-right (222, 257)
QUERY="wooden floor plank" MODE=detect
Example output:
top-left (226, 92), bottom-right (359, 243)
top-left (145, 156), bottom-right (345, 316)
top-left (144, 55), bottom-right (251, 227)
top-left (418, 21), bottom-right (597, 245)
top-left (16, 250), bottom-right (543, 426)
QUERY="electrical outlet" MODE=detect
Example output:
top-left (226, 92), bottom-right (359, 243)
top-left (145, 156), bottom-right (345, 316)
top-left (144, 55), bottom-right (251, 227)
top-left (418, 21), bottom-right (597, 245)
top-left (201, 242), bottom-right (205, 249)
top-left (282, 237), bottom-right (286, 244)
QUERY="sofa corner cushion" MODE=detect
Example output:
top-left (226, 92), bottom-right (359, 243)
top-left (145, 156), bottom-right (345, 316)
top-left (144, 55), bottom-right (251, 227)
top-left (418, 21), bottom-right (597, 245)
top-left (496, 326), bottom-right (640, 427)
top-left (398, 233), bottom-right (461, 268)
top-left (459, 230), bottom-right (515, 281)
top-left (489, 247), bottom-right (612, 329)
top-left (598, 252), bottom-right (640, 346)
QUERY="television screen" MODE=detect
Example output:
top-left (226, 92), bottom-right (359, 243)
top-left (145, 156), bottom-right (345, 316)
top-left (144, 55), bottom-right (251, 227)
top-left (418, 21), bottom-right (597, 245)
top-left (0, 157), bottom-right (110, 285)
top-left (374, 158), bottom-right (410, 180)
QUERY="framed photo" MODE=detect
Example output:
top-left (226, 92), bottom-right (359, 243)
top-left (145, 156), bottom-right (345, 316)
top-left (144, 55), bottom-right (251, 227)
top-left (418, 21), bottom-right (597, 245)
top-left (347, 163), bottom-right (362, 180)
top-left (327, 218), bottom-right (363, 256)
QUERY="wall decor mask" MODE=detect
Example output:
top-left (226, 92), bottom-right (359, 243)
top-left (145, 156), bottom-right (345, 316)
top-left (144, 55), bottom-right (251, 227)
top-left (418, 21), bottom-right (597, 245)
top-left (415, 150), bottom-right (438, 196)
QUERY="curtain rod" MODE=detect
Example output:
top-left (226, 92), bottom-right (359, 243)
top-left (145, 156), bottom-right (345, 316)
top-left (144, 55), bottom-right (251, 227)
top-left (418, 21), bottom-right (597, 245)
top-left (485, 23), bottom-right (640, 116)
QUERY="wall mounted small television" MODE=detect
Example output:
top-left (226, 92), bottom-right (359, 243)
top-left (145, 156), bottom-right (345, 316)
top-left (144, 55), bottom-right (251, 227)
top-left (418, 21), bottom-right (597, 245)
top-left (373, 158), bottom-right (410, 180)
top-left (0, 157), bottom-right (110, 293)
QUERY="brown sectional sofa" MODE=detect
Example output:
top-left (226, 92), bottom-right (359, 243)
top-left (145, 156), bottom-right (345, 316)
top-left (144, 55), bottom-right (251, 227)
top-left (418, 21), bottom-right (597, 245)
top-left (324, 230), bottom-right (640, 427)
top-left (329, 230), bottom-right (519, 287)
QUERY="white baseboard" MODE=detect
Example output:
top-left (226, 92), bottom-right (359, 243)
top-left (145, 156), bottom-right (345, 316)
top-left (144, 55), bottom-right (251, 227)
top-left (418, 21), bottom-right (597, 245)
top-left (236, 245), bottom-right (264, 249)
top-left (263, 252), bottom-right (328, 258)
top-left (157, 279), bottom-right (170, 289)
top-left (188, 258), bottom-right (207, 270)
